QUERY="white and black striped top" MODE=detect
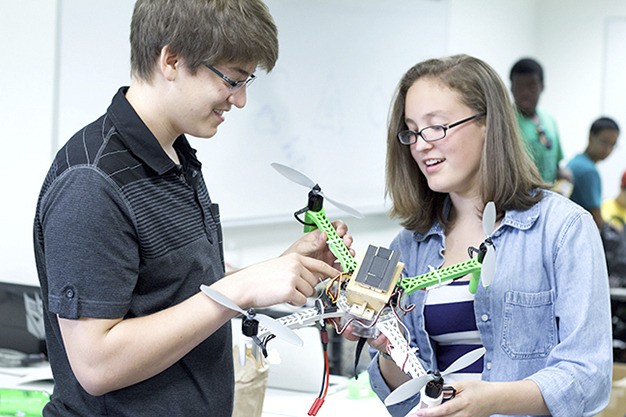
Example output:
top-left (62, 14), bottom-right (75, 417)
top-left (423, 280), bottom-right (484, 383)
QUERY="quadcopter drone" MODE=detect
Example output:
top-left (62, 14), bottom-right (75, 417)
top-left (201, 162), bottom-right (497, 415)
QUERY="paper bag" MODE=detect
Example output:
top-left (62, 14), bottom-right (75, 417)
top-left (232, 345), bottom-right (269, 417)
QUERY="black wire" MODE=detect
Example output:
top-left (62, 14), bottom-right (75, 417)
top-left (293, 207), bottom-right (316, 227)
top-left (317, 362), bottom-right (327, 398)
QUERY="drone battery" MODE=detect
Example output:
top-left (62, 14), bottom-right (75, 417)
top-left (355, 246), bottom-right (399, 289)
top-left (346, 245), bottom-right (403, 319)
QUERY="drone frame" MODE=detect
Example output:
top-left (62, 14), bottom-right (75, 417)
top-left (299, 189), bottom-right (487, 295)
top-left (258, 164), bottom-right (495, 413)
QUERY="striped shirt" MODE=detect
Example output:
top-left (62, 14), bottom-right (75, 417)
top-left (34, 87), bottom-right (232, 416)
top-left (423, 280), bottom-right (483, 383)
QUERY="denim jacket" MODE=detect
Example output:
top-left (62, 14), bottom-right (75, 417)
top-left (368, 191), bottom-right (612, 417)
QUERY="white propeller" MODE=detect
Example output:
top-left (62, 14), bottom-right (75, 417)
top-left (200, 285), bottom-right (303, 347)
top-left (271, 162), bottom-right (364, 219)
top-left (480, 201), bottom-right (496, 287)
top-left (384, 347), bottom-right (486, 406)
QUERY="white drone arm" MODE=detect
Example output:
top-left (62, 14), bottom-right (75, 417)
top-left (375, 316), bottom-right (427, 379)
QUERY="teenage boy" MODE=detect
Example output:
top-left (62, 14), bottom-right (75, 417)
top-left (510, 57), bottom-right (572, 193)
top-left (568, 116), bottom-right (620, 228)
top-left (33, 1), bottom-right (351, 415)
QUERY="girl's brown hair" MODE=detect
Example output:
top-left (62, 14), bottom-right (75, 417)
top-left (386, 54), bottom-right (545, 233)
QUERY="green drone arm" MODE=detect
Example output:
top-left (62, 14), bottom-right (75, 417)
top-left (303, 209), bottom-right (319, 234)
top-left (305, 208), bottom-right (359, 273)
top-left (399, 257), bottom-right (482, 295)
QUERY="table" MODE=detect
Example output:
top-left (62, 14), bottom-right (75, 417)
top-left (1, 365), bottom-right (389, 417)
top-left (262, 384), bottom-right (388, 417)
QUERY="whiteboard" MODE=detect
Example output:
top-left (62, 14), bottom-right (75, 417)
top-left (55, 0), bottom-right (134, 149)
top-left (56, 0), bottom-right (449, 225)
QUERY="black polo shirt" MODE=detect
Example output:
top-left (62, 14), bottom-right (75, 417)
top-left (34, 87), bottom-right (233, 416)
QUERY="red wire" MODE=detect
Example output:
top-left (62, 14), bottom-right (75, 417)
top-left (308, 330), bottom-right (331, 416)
top-left (321, 350), bottom-right (330, 399)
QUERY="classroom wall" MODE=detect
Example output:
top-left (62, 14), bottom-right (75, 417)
top-left (537, 0), bottom-right (626, 200)
top-left (1, 0), bottom-right (625, 286)
top-left (0, 1), bottom-right (57, 286)
top-left (450, 0), bottom-right (626, 197)
top-left (229, 0), bottom-right (626, 270)
top-left (225, 0), bottom-right (535, 269)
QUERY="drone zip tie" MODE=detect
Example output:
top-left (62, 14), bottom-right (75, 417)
top-left (200, 163), bottom-right (497, 414)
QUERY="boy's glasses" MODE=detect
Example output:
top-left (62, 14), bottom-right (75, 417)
top-left (205, 64), bottom-right (256, 94)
